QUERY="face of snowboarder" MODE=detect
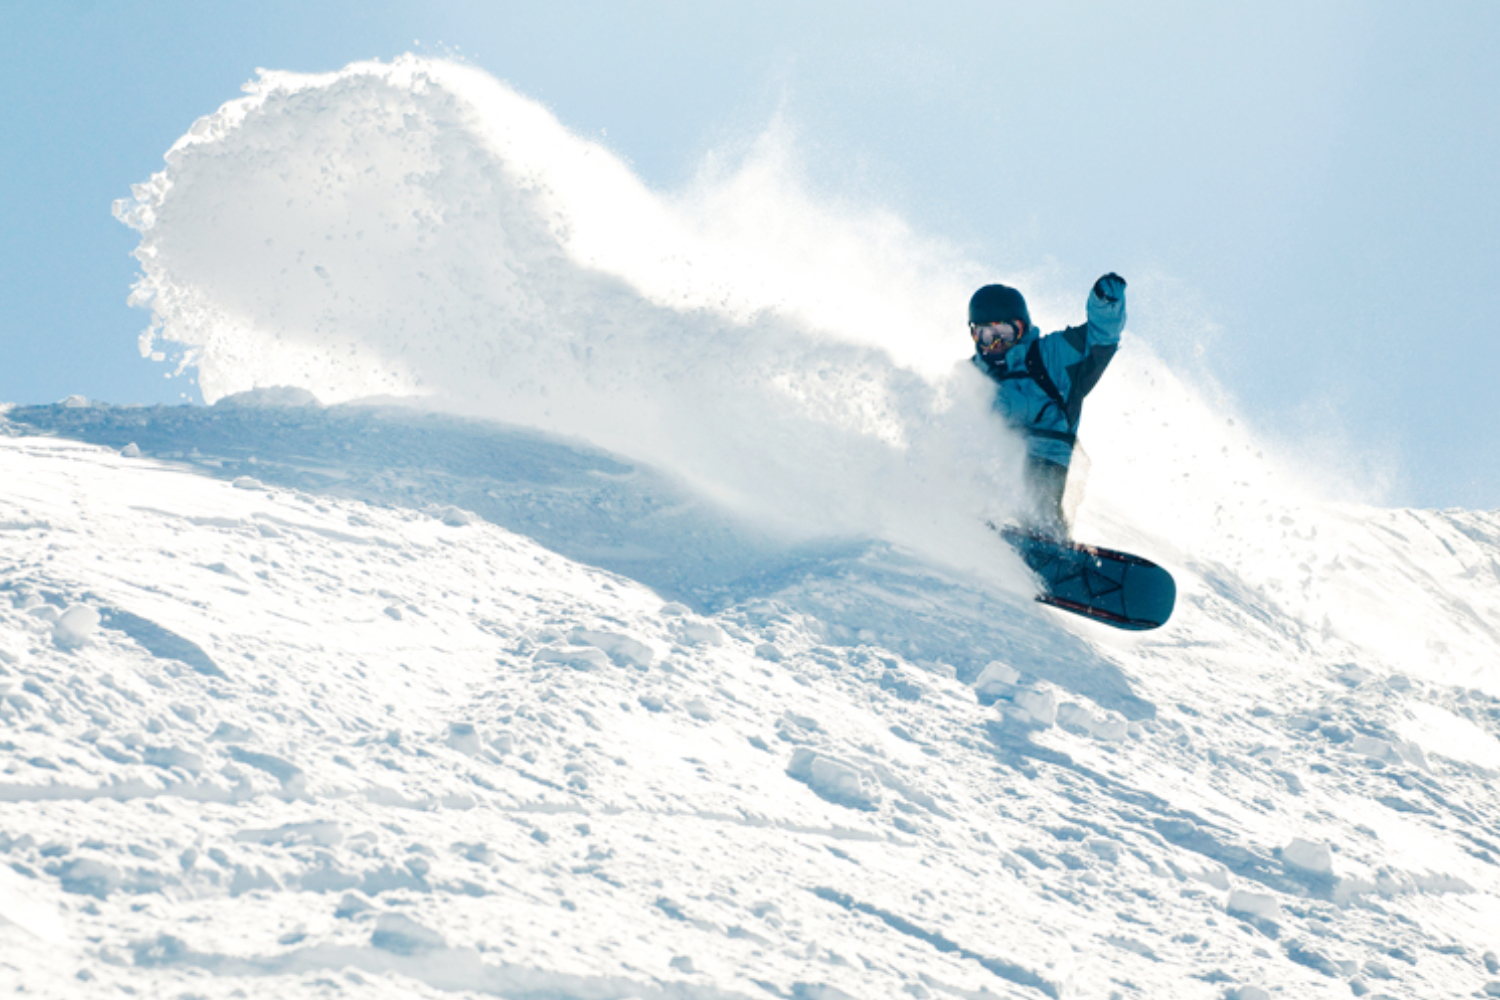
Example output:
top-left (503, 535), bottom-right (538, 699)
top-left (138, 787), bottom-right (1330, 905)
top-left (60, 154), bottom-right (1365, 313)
top-left (971, 320), bottom-right (1023, 355)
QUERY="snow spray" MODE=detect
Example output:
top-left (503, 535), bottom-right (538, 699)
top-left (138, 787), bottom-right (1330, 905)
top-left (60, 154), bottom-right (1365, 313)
top-left (112, 56), bottom-right (1043, 574)
top-left (114, 55), bottom-right (1338, 606)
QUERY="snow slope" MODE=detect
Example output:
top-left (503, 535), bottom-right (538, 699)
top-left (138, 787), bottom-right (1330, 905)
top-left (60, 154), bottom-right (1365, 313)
top-left (1, 54), bottom-right (1499, 999)
top-left (4, 398), bottom-right (1500, 1000)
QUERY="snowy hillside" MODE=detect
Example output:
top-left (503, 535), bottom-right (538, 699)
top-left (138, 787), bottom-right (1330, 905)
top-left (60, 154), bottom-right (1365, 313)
top-left (4, 399), bottom-right (1500, 1000)
top-left (4, 54), bottom-right (1500, 999)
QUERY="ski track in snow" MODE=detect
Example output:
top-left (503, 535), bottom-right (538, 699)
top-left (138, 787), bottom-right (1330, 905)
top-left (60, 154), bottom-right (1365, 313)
top-left (3, 405), bottom-right (1500, 1000)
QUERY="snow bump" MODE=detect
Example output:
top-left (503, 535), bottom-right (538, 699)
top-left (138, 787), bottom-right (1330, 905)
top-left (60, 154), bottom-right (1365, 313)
top-left (51, 605), bottom-right (100, 649)
top-left (1226, 889), bottom-right (1280, 924)
top-left (568, 628), bottom-right (654, 669)
top-left (534, 645), bottom-right (611, 671)
top-left (1281, 837), bottom-right (1334, 879)
top-left (786, 748), bottom-right (880, 812)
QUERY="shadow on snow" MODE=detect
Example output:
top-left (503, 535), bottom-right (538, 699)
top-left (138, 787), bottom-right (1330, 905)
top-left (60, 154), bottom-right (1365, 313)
top-left (5, 399), bottom-right (1152, 720)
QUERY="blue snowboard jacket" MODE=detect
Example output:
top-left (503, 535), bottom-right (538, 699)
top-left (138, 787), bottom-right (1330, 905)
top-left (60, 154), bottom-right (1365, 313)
top-left (971, 283), bottom-right (1126, 468)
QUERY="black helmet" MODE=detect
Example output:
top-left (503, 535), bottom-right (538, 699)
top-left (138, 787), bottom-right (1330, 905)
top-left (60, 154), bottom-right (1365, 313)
top-left (968, 284), bottom-right (1031, 329)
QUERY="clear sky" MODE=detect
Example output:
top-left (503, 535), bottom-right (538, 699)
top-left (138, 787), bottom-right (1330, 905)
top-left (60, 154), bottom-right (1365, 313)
top-left (3, 0), bottom-right (1498, 509)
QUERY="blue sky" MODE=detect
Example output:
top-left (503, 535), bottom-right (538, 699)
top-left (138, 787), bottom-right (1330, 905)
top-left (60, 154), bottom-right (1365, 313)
top-left (3, 1), bottom-right (1498, 508)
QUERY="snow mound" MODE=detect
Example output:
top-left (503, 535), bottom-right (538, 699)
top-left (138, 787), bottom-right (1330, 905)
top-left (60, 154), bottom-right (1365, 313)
top-left (51, 605), bottom-right (99, 649)
top-left (214, 386), bottom-right (321, 409)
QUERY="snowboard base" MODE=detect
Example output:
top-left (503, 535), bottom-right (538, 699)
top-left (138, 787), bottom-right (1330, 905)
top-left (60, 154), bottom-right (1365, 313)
top-left (996, 525), bottom-right (1176, 631)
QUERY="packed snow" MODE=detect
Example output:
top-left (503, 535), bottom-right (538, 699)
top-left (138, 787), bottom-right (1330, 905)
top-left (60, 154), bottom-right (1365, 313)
top-left (1, 54), bottom-right (1499, 999)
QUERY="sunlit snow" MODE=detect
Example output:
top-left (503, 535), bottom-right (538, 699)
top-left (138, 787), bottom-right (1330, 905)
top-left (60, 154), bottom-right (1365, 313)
top-left (1, 55), bottom-right (1499, 999)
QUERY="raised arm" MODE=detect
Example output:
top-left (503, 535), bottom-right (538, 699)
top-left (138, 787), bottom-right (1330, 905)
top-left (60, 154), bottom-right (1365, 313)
top-left (1034, 273), bottom-right (1128, 421)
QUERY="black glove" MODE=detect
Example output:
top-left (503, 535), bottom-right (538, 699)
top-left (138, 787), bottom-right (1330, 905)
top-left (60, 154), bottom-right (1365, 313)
top-left (1092, 273), bottom-right (1127, 304)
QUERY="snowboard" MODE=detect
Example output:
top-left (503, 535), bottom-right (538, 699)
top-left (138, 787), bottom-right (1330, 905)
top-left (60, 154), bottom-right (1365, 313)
top-left (996, 525), bottom-right (1176, 630)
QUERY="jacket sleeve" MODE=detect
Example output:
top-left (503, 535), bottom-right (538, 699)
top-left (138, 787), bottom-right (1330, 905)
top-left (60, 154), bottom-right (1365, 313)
top-left (1035, 282), bottom-right (1126, 422)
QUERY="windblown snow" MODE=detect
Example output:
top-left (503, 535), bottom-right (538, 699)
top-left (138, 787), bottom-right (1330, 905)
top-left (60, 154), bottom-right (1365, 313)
top-left (1, 55), bottom-right (1499, 999)
top-left (109, 55), bottom-right (1029, 565)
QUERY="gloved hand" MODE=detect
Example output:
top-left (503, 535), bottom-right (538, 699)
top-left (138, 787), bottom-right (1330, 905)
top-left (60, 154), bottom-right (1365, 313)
top-left (1092, 273), bottom-right (1126, 304)
top-left (1085, 272), bottom-right (1127, 340)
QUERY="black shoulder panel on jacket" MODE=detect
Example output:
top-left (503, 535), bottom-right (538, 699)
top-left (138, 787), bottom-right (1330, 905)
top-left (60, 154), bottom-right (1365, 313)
top-left (1062, 343), bottom-right (1118, 425)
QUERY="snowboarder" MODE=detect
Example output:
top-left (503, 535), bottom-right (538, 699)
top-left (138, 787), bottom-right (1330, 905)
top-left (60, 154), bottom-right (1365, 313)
top-left (969, 273), bottom-right (1127, 537)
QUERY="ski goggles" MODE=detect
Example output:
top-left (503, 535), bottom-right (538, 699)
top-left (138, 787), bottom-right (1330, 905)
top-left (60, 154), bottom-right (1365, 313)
top-left (971, 320), bottom-right (1024, 353)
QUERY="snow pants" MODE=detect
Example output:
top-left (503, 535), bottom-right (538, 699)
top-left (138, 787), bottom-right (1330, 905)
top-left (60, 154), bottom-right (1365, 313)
top-left (1024, 454), bottom-right (1070, 538)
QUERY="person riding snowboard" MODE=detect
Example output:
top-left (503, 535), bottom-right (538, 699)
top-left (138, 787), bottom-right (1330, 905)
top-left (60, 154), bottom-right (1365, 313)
top-left (969, 273), bottom-right (1127, 537)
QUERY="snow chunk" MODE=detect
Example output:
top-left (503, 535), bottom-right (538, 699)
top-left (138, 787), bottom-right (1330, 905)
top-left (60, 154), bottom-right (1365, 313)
top-left (1057, 703), bottom-right (1130, 741)
top-left (1012, 687), bottom-right (1057, 727)
top-left (569, 628), bottom-right (654, 669)
top-left (1350, 735), bottom-right (1396, 759)
top-left (535, 645), bottom-right (611, 671)
top-left (1282, 838), bottom-right (1334, 878)
top-left (232, 476), bottom-right (267, 491)
top-left (973, 660), bottom-right (1020, 699)
top-left (786, 748), bottom-right (880, 811)
top-left (446, 723), bottom-right (484, 755)
top-left (1056, 702), bottom-right (1091, 732)
top-left (1225, 889), bottom-right (1280, 923)
top-left (683, 698), bottom-right (713, 721)
top-left (980, 671), bottom-right (1065, 732)
top-left (120, 442), bottom-right (141, 458)
top-left (52, 605), bottom-right (100, 649)
top-left (1349, 734), bottom-right (1429, 770)
top-left (1091, 716), bottom-right (1129, 741)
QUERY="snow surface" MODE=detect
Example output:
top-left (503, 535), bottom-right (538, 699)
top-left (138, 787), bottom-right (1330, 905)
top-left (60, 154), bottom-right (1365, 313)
top-left (0, 53), bottom-right (1497, 999)
top-left (5, 396), bottom-right (1500, 1000)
